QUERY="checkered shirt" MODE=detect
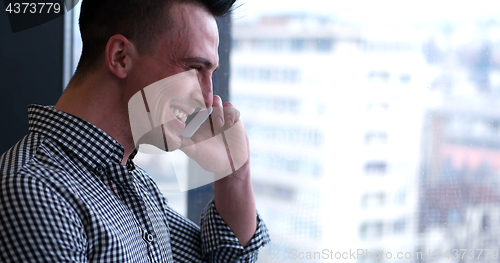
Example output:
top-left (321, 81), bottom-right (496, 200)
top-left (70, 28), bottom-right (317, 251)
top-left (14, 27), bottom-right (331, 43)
top-left (0, 105), bottom-right (270, 262)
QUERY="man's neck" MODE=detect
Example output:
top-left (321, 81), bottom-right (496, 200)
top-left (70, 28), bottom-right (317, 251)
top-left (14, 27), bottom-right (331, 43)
top-left (55, 73), bottom-right (135, 165)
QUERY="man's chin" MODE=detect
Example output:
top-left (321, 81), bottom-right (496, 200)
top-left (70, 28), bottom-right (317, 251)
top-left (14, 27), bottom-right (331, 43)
top-left (135, 125), bottom-right (182, 153)
top-left (165, 128), bottom-right (184, 151)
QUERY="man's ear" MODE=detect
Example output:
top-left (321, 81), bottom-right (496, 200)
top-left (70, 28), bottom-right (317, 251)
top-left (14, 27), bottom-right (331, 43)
top-left (105, 35), bottom-right (136, 79)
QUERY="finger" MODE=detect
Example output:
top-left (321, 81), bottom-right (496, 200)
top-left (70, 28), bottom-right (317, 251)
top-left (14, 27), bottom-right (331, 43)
top-left (224, 102), bottom-right (241, 123)
top-left (223, 102), bottom-right (240, 128)
top-left (211, 95), bottom-right (224, 128)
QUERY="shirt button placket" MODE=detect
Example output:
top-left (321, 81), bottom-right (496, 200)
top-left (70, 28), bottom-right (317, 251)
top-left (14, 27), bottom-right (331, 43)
top-left (141, 228), bottom-right (155, 262)
top-left (95, 165), bottom-right (105, 175)
top-left (141, 228), bottom-right (154, 243)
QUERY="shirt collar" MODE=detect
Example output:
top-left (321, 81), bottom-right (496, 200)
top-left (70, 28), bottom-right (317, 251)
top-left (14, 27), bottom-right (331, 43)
top-left (27, 105), bottom-right (125, 171)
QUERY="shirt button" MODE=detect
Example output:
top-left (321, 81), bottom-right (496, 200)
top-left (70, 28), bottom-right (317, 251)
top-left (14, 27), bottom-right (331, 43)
top-left (95, 165), bottom-right (104, 175)
top-left (147, 234), bottom-right (154, 242)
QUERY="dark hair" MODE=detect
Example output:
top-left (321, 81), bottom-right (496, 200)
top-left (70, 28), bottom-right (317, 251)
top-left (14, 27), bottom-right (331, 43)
top-left (75, 0), bottom-right (236, 77)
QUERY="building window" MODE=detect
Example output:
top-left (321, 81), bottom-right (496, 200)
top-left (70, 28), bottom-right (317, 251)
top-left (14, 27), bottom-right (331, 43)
top-left (291, 39), bottom-right (305, 52)
top-left (393, 219), bottom-right (406, 234)
top-left (284, 69), bottom-right (299, 82)
top-left (365, 131), bottom-right (388, 145)
top-left (359, 223), bottom-right (367, 238)
top-left (367, 71), bottom-right (390, 83)
top-left (360, 221), bottom-right (384, 239)
top-left (400, 74), bottom-right (411, 83)
top-left (233, 67), bottom-right (300, 83)
top-left (482, 214), bottom-right (489, 232)
top-left (317, 39), bottom-right (333, 52)
top-left (364, 161), bottom-right (387, 175)
top-left (366, 102), bottom-right (389, 115)
top-left (395, 190), bottom-right (406, 206)
top-left (361, 192), bottom-right (386, 208)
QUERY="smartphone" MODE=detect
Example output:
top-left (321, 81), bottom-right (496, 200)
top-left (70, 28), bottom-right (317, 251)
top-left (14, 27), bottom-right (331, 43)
top-left (180, 106), bottom-right (213, 139)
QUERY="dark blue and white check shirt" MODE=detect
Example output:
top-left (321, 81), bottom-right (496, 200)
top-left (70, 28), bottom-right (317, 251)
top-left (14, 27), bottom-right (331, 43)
top-left (0, 105), bottom-right (270, 262)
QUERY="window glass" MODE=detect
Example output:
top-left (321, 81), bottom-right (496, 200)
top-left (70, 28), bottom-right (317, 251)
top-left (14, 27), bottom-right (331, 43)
top-left (232, 0), bottom-right (500, 261)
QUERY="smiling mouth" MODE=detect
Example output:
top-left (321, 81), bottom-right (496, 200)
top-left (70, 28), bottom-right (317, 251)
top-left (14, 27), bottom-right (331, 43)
top-left (170, 106), bottom-right (188, 123)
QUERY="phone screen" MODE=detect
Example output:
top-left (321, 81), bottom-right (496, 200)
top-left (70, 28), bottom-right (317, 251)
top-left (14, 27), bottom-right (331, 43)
top-left (180, 106), bottom-right (213, 139)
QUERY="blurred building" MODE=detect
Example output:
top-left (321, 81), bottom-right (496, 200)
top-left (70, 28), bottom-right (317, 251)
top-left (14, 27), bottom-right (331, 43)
top-left (420, 98), bottom-right (500, 263)
top-left (417, 19), bottom-right (500, 263)
top-left (231, 14), bottom-right (431, 262)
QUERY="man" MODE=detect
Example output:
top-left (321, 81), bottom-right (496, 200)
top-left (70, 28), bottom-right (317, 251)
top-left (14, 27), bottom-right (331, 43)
top-left (0, 0), bottom-right (270, 262)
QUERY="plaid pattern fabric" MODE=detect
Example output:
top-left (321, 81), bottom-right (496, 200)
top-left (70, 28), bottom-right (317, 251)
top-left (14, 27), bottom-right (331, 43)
top-left (0, 105), bottom-right (270, 263)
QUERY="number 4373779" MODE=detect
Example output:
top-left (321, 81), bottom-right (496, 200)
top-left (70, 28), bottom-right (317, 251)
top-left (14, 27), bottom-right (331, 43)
top-left (443, 249), bottom-right (498, 260)
top-left (5, 3), bottom-right (61, 14)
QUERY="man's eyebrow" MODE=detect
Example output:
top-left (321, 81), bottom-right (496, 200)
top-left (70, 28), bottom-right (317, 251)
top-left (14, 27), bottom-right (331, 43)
top-left (182, 57), bottom-right (219, 71)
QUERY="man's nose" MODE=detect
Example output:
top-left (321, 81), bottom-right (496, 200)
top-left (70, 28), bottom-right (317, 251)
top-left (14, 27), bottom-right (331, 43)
top-left (200, 76), bottom-right (213, 108)
top-left (190, 74), bottom-right (213, 109)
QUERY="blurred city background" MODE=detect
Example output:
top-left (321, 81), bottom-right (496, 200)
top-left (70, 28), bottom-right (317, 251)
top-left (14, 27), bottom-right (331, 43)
top-left (66, 1), bottom-right (500, 262)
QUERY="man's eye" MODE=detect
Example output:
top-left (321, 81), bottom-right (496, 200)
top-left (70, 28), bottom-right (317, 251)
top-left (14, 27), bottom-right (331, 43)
top-left (190, 66), bottom-right (202, 71)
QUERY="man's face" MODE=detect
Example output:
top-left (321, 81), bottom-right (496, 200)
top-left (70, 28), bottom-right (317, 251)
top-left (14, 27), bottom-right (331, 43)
top-left (130, 3), bottom-right (219, 151)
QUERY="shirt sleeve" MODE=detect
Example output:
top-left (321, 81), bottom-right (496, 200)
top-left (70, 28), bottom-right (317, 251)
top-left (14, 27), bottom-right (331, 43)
top-left (199, 199), bottom-right (271, 263)
top-left (165, 197), bottom-right (270, 263)
top-left (0, 170), bottom-right (88, 262)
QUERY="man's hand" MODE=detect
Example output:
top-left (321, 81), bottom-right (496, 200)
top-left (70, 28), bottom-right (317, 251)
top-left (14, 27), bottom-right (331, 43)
top-left (179, 95), bottom-right (249, 179)
top-left (179, 95), bottom-right (257, 247)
